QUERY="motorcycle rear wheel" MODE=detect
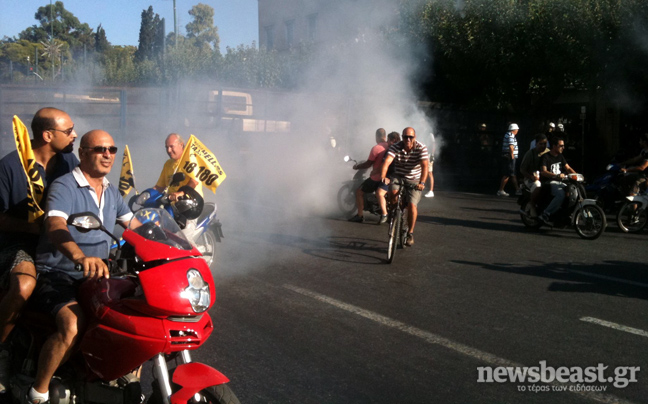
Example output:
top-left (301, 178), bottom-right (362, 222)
top-left (148, 384), bottom-right (240, 404)
top-left (520, 212), bottom-right (542, 229)
top-left (337, 183), bottom-right (356, 217)
top-left (616, 202), bottom-right (648, 233)
top-left (574, 205), bottom-right (606, 240)
top-left (387, 208), bottom-right (401, 264)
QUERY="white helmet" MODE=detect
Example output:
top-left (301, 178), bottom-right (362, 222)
top-left (508, 123), bottom-right (519, 131)
top-left (549, 122), bottom-right (556, 128)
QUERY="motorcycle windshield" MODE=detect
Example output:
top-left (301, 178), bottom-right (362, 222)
top-left (129, 208), bottom-right (193, 251)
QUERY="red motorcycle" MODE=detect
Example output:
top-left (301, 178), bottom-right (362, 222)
top-left (6, 208), bottom-right (239, 404)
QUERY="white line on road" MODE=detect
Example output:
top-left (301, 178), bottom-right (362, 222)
top-left (567, 270), bottom-right (648, 288)
top-left (284, 284), bottom-right (637, 404)
top-left (580, 317), bottom-right (648, 338)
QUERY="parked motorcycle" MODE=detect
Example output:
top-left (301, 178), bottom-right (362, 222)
top-left (129, 174), bottom-right (223, 269)
top-left (6, 208), bottom-right (239, 404)
top-left (518, 173), bottom-right (607, 240)
top-left (585, 162), bottom-right (627, 214)
top-left (337, 156), bottom-right (381, 217)
top-left (616, 192), bottom-right (648, 233)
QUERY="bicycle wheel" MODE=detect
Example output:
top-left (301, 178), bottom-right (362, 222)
top-left (617, 202), bottom-right (648, 233)
top-left (398, 210), bottom-right (408, 248)
top-left (387, 207), bottom-right (401, 264)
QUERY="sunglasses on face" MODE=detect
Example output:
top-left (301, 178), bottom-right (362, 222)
top-left (403, 135), bottom-right (415, 140)
top-left (48, 126), bottom-right (75, 136)
top-left (82, 146), bottom-right (118, 154)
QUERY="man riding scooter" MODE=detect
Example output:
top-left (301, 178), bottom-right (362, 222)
top-left (539, 137), bottom-right (576, 226)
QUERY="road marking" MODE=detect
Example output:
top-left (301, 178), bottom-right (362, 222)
top-left (284, 284), bottom-right (637, 404)
top-left (580, 317), bottom-right (648, 338)
top-left (567, 270), bottom-right (648, 288)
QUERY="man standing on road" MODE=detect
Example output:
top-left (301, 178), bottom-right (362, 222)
top-left (348, 128), bottom-right (391, 224)
top-left (519, 134), bottom-right (549, 217)
top-left (380, 127), bottom-right (428, 247)
top-left (0, 108), bottom-right (78, 392)
top-left (424, 132), bottom-right (436, 198)
top-left (26, 130), bottom-right (133, 404)
top-left (497, 123), bottom-right (521, 197)
top-left (539, 137), bottom-right (576, 225)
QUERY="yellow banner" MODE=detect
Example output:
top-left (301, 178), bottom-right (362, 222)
top-left (176, 135), bottom-right (226, 193)
top-left (12, 115), bottom-right (44, 222)
top-left (118, 145), bottom-right (136, 197)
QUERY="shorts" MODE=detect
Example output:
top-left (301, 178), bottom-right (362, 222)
top-left (0, 243), bottom-right (35, 289)
top-left (390, 178), bottom-right (422, 206)
top-left (501, 156), bottom-right (516, 177)
top-left (30, 271), bottom-right (81, 316)
top-left (428, 159), bottom-right (434, 173)
top-left (360, 178), bottom-right (388, 193)
top-left (524, 179), bottom-right (541, 193)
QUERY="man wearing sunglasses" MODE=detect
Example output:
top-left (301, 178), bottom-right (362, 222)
top-left (519, 133), bottom-right (550, 217)
top-left (27, 130), bottom-right (133, 404)
top-left (539, 137), bottom-right (576, 226)
top-left (380, 127), bottom-right (429, 247)
top-left (0, 107), bottom-right (79, 392)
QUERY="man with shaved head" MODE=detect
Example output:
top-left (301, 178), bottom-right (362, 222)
top-left (0, 107), bottom-right (78, 391)
top-left (26, 130), bottom-right (133, 404)
top-left (154, 133), bottom-right (202, 201)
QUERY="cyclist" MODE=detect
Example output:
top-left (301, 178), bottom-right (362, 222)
top-left (380, 127), bottom-right (429, 246)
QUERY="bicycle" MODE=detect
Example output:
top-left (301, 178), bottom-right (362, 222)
top-left (386, 179), bottom-right (417, 263)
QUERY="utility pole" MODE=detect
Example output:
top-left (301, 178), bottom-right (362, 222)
top-left (174, 0), bottom-right (177, 48)
top-left (50, 0), bottom-right (55, 80)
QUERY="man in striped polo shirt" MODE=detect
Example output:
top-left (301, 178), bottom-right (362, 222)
top-left (497, 123), bottom-right (521, 197)
top-left (380, 127), bottom-right (429, 247)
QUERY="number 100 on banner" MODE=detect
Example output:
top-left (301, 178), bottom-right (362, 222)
top-left (177, 135), bottom-right (226, 193)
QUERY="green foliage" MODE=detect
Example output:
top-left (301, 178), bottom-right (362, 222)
top-left (95, 24), bottom-right (110, 53)
top-left (135, 6), bottom-right (164, 62)
top-left (186, 3), bottom-right (221, 53)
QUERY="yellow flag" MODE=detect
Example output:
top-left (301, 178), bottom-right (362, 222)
top-left (176, 135), bottom-right (226, 194)
top-left (12, 115), bottom-right (44, 222)
top-left (118, 145), bottom-right (136, 197)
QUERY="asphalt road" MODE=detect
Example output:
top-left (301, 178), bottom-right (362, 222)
top-left (192, 190), bottom-right (647, 404)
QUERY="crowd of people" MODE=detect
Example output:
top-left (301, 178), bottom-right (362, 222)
top-left (0, 107), bottom-right (195, 403)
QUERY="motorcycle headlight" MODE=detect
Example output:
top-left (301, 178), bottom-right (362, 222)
top-left (181, 269), bottom-right (210, 313)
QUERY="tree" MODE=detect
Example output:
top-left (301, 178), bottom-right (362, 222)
top-left (135, 6), bottom-right (164, 62)
top-left (186, 3), bottom-right (220, 52)
top-left (95, 24), bottom-right (110, 53)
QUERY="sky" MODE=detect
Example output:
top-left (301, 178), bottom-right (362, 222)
top-left (0, 0), bottom-right (259, 52)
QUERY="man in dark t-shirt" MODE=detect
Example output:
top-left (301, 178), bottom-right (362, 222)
top-left (0, 108), bottom-right (78, 391)
top-left (539, 137), bottom-right (576, 225)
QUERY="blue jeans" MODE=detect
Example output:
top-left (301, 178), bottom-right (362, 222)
top-left (544, 181), bottom-right (566, 216)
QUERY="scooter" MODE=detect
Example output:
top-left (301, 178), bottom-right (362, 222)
top-left (129, 174), bottom-right (223, 269)
top-left (337, 156), bottom-right (381, 217)
top-left (518, 173), bottom-right (607, 240)
top-left (6, 208), bottom-right (239, 404)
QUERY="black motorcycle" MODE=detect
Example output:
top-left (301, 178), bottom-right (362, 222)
top-left (585, 162), bottom-right (627, 214)
top-left (518, 173), bottom-right (607, 240)
top-left (337, 156), bottom-right (381, 217)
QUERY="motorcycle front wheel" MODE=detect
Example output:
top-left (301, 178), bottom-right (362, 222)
top-left (574, 205), bottom-right (606, 240)
top-left (149, 384), bottom-right (240, 404)
top-left (337, 183), bottom-right (357, 216)
top-left (616, 202), bottom-right (648, 233)
top-left (196, 229), bottom-right (217, 268)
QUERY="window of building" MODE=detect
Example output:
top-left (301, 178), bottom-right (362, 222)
top-left (308, 14), bottom-right (318, 41)
top-left (265, 25), bottom-right (274, 50)
top-left (285, 20), bottom-right (295, 48)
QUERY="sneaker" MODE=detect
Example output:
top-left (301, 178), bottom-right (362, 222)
top-left (540, 213), bottom-right (553, 226)
top-left (347, 215), bottom-right (364, 223)
top-left (404, 233), bottom-right (414, 246)
top-left (0, 348), bottom-right (7, 393)
top-left (515, 189), bottom-right (523, 196)
top-left (377, 215), bottom-right (388, 225)
top-left (424, 190), bottom-right (435, 198)
top-left (23, 395), bottom-right (50, 404)
top-left (497, 190), bottom-right (509, 197)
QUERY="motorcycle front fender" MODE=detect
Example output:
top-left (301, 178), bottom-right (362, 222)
top-left (170, 362), bottom-right (230, 404)
top-left (579, 199), bottom-right (599, 207)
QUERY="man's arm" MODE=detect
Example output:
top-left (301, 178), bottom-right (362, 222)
top-left (564, 163), bottom-right (576, 174)
top-left (509, 144), bottom-right (515, 160)
top-left (381, 154), bottom-right (395, 181)
top-left (418, 159), bottom-right (429, 190)
top-left (0, 212), bottom-right (40, 235)
top-left (353, 160), bottom-right (373, 170)
top-left (46, 216), bottom-right (109, 279)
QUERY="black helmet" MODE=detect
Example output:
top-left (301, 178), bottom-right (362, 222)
top-left (173, 185), bottom-right (204, 220)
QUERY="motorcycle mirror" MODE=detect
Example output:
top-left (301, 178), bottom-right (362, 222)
top-left (67, 212), bottom-right (102, 230)
top-left (344, 156), bottom-right (350, 162)
top-left (170, 172), bottom-right (186, 186)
